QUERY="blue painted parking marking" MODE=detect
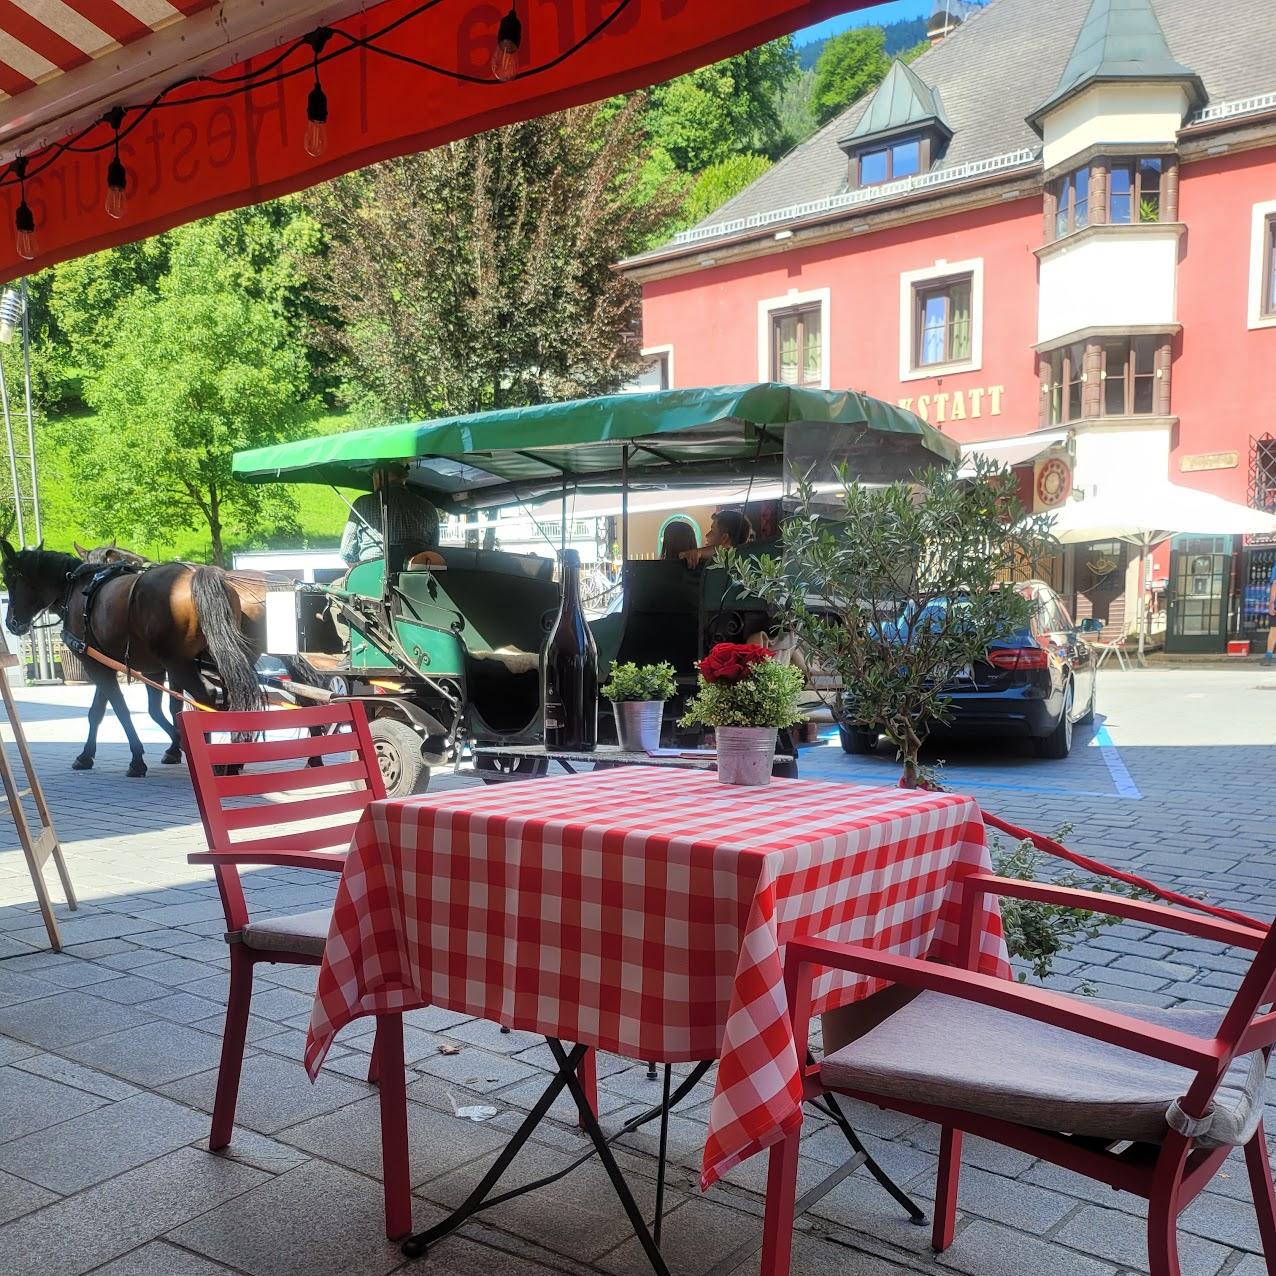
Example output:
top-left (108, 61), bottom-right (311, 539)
top-left (1090, 724), bottom-right (1142, 800)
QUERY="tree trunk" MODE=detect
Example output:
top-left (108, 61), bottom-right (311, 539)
top-left (208, 484), bottom-right (225, 568)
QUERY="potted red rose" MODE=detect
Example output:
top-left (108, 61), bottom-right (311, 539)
top-left (681, 642), bottom-right (803, 786)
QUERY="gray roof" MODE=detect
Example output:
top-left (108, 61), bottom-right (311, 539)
top-left (840, 58), bottom-right (951, 146)
top-left (681, 0), bottom-right (1276, 242)
top-left (1029, 0), bottom-right (1205, 129)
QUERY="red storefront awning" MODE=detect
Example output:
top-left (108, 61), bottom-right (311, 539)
top-left (0, 0), bottom-right (873, 284)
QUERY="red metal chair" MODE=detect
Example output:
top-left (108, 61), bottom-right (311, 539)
top-left (760, 854), bottom-right (1276, 1276)
top-left (180, 703), bottom-right (411, 1238)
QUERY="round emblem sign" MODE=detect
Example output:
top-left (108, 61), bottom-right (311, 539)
top-left (1035, 456), bottom-right (1072, 509)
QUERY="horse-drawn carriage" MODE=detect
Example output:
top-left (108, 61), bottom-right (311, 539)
top-left (232, 383), bottom-right (956, 795)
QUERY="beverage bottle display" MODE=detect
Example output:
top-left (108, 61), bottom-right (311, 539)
top-left (541, 549), bottom-right (598, 751)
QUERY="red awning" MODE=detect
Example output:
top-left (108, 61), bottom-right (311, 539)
top-left (0, 0), bottom-right (872, 283)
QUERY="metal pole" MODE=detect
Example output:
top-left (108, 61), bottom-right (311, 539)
top-left (0, 358), bottom-right (20, 545)
top-left (18, 282), bottom-right (53, 682)
top-left (560, 483), bottom-right (567, 555)
top-left (621, 446), bottom-right (629, 567)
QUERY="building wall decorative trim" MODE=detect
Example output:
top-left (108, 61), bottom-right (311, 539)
top-left (668, 148), bottom-right (1039, 248)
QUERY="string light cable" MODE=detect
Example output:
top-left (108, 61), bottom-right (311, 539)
top-left (0, 0), bottom-right (634, 254)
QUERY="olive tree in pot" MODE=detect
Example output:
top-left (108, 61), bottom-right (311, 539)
top-left (601, 661), bottom-right (677, 751)
top-left (731, 459), bottom-right (1057, 789)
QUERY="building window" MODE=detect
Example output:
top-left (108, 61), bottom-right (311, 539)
top-left (1101, 337), bottom-right (1157, 415)
top-left (913, 275), bottom-right (972, 369)
top-left (858, 137), bottom-right (922, 188)
top-left (770, 304), bottom-right (822, 385)
top-left (626, 348), bottom-right (670, 392)
top-left (1045, 343), bottom-right (1086, 425)
top-left (1054, 167), bottom-right (1089, 239)
top-left (1109, 157), bottom-right (1162, 224)
top-left (1265, 216), bottom-right (1276, 317)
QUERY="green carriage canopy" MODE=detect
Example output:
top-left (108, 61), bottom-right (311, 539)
top-left (232, 383), bottom-right (958, 511)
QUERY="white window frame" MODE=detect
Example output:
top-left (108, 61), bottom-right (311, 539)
top-left (1247, 200), bottom-right (1276, 331)
top-left (757, 287), bottom-right (831, 389)
top-left (899, 257), bottom-right (984, 382)
top-left (640, 343), bottom-right (674, 390)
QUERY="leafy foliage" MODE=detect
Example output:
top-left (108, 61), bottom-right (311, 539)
top-left (681, 654), bottom-right (804, 729)
top-left (73, 217), bottom-right (312, 565)
top-left (646, 40), bottom-right (798, 171)
top-left (307, 99), bottom-right (682, 422)
top-left (680, 154), bottom-right (774, 228)
top-left (811, 27), bottom-right (892, 126)
top-left (989, 822), bottom-right (1148, 984)
top-left (601, 661), bottom-right (677, 703)
top-left (732, 461), bottom-right (1057, 785)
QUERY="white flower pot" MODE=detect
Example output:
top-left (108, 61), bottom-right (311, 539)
top-left (715, 726), bottom-right (776, 787)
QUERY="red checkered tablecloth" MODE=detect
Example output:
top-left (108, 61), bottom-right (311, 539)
top-left (305, 768), bottom-right (1009, 1188)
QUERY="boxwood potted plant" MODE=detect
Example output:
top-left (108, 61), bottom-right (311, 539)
top-left (681, 643), bottom-right (803, 786)
top-left (601, 661), bottom-right (677, 751)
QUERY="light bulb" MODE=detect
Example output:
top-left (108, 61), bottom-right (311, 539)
top-left (105, 155), bottom-right (127, 219)
top-left (14, 201), bottom-right (36, 262)
top-left (305, 83), bottom-right (328, 157)
top-left (491, 7), bottom-right (522, 81)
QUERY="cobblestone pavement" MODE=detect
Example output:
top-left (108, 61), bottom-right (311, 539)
top-left (0, 668), bottom-right (1273, 1276)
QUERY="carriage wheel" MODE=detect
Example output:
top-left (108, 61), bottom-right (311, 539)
top-left (369, 717), bottom-right (430, 798)
top-left (475, 754), bottom-right (550, 784)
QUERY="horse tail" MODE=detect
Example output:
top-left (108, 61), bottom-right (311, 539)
top-left (191, 567), bottom-right (262, 713)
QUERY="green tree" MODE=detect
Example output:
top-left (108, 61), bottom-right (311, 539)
top-left (646, 39), bottom-right (798, 171)
top-left (733, 461), bottom-right (1057, 787)
top-left (307, 98), bottom-right (683, 420)
top-left (681, 154), bottom-right (773, 227)
top-left (811, 26), bottom-right (891, 126)
top-left (75, 217), bottom-right (312, 565)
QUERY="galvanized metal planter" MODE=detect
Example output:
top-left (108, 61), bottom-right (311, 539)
top-left (715, 726), bottom-right (776, 787)
top-left (613, 699), bottom-right (663, 752)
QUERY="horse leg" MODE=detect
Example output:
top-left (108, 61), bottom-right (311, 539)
top-left (73, 679), bottom-right (108, 770)
top-left (103, 679), bottom-right (147, 777)
top-left (146, 682), bottom-right (182, 764)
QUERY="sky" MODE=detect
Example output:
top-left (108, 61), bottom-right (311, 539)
top-left (796, 0), bottom-right (932, 45)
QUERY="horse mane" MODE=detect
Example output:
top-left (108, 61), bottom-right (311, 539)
top-left (17, 547), bottom-right (83, 580)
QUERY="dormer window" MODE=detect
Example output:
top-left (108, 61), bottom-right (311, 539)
top-left (858, 137), bottom-right (923, 188)
top-left (838, 59), bottom-right (951, 194)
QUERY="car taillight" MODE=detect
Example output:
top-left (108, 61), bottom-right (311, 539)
top-left (986, 646), bottom-right (1049, 670)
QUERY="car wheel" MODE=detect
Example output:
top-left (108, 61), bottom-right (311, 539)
top-left (1076, 674), bottom-right (1096, 726)
top-left (839, 724), bottom-right (878, 755)
top-left (369, 717), bottom-right (430, 798)
top-left (1036, 684), bottom-right (1074, 759)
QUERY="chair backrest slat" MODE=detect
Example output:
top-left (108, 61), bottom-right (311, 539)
top-left (206, 732), bottom-right (363, 765)
top-left (180, 703), bottom-right (385, 932)
top-left (214, 758), bottom-right (370, 798)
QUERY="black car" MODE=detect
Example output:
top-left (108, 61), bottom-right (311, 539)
top-left (839, 581), bottom-right (1100, 760)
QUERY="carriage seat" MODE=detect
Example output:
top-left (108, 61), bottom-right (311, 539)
top-left (468, 647), bottom-right (539, 676)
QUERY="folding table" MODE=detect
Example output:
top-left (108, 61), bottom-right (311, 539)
top-left (305, 768), bottom-right (1010, 1270)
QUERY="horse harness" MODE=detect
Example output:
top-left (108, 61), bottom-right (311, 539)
top-left (61, 560), bottom-right (145, 669)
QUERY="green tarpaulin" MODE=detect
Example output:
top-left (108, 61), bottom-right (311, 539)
top-left (232, 383), bottom-right (957, 509)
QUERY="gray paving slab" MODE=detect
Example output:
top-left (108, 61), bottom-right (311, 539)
top-left (0, 1145), bottom-right (268, 1276)
top-left (91, 1241), bottom-right (243, 1276)
top-left (60, 1019), bottom-right (229, 1087)
top-left (0, 1091), bottom-right (211, 1194)
top-left (0, 1065), bottom-right (107, 1143)
top-left (167, 1159), bottom-right (406, 1276)
top-left (159, 1051), bottom-right (370, 1135)
top-left (0, 989), bottom-right (157, 1050)
top-left (0, 1167), bottom-right (58, 1226)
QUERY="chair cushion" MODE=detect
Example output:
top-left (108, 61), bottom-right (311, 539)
top-left (240, 907), bottom-right (332, 959)
top-left (820, 990), bottom-right (1266, 1149)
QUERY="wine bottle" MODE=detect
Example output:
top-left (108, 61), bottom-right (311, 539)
top-left (542, 549), bottom-right (598, 751)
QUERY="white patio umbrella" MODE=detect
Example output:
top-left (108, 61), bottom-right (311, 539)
top-left (1049, 482), bottom-right (1276, 662)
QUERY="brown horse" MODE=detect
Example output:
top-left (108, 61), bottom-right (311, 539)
top-left (74, 542), bottom-right (269, 747)
top-left (1, 542), bottom-right (262, 776)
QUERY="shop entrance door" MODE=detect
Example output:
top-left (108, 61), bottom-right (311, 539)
top-left (1166, 535), bottom-right (1230, 653)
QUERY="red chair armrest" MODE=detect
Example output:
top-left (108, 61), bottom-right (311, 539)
top-left (787, 937), bottom-right (1224, 1071)
top-left (187, 848), bottom-right (347, 873)
top-left (962, 873), bottom-right (1267, 951)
